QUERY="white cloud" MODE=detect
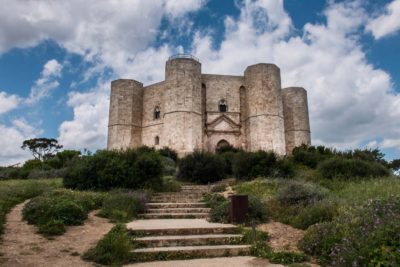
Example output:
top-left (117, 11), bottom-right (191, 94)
top-left (192, 0), bottom-right (400, 152)
top-left (164, 0), bottom-right (206, 17)
top-left (0, 91), bottom-right (21, 115)
top-left (0, 119), bottom-right (42, 166)
top-left (366, 0), bottom-right (400, 39)
top-left (58, 82), bottom-right (110, 151)
top-left (26, 59), bottom-right (63, 104)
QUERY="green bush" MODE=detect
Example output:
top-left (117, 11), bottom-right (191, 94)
top-left (276, 180), bottom-right (328, 205)
top-left (83, 224), bottom-right (132, 266)
top-left (63, 148), bottom-right (163, 191)
top-left (158, 176), bottom-right (181, 192)
top-left (161, 156), bottom-right (176, 176)
top-left (299, 196), bottom-right (400, 266)
top-left (22, 189), bottom-right (104, 236)
top-left (215, 144), bottom-right (241, 154)
top-left (211, 184), bottom-right (227, 193)
top-left (38, 219), bottom-right (66, 236)
top-left (158, 147), bottom-right (178, 162)
top-left (98, 191), bottom-right (148, 222)
top-left (233, 151), bottom-right (293, 179)
top-left (292, 145), bottom-right (333, 169)
top-left (209, 200), bottom-right (230, 223)
top-left (291, 201), bottom-right (338, 229)
top-left (248, 196), bottom-right (268, 223)
top-left (0, 179), bottom-right (62, 236)
top-left (318, 157), bottom-right (390, 179)
top-left (251, 241), bottom-right (308, 264)
top-left (177, 151), bottom-right (226, 184)
top-left (219, 151), bottom-right (237, 175)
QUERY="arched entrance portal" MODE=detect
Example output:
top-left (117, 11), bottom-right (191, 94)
top-left (216, 139), bottom-right (230, 151)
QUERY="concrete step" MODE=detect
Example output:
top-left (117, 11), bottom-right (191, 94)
top-left (140, 213), bottom-right (209, 219)
top-left (135, 234), bottom-right (243, 247)
top-left (131, 245), bottom-right (251, 260)
top-left (150, 198), bottom-right (203, 203)
top-left (147, 202), bottom-right (206, 209)
top-left (147, 208), bottom-right (210, 214)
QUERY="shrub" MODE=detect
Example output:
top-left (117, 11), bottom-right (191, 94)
top-left (235, 179), bottom-right (280, 202)
top-left (219, 151), bottom-right (237, 175)
top-left (248, 196), bottom-right (268, 223)
top-left (38, 219), bottom-right (66, 236)
top-left (161, 156), bottom-right (176, 176)
top-left (158, 147), bottom-right (178, 162)
top-left (233, 151), bottom-right (293, 180)
top-left (158, 176), bottom-right (181, 192)
top-left (0, 179), bottom-right (62, 236)
top-left (209, 200), bottom-right (230, 223)
top-left (299, 196), bottom-right (400, 266)
top-left (177, 151), bottom-right (226, 184)
top-left (211, 184), bottom-right (227, 193)
top-left (215, 144), bottom-right (240, 154)
top-left (63, 148), bottom-right (163, 191)
top-left (83, 224), bottom-right (132, 266)
top-left (318, 157), bottom-right (390, 179)
top-left (98, 191), bottom-right (148, 222)
top-left (276, 180), bottom-right (328, 205)
top-left (22, 189), bottom-right (104, 236)
top-left (291, 200), bottom-right (338, 229)
top-left (291, 145), bottom-right (334, 169)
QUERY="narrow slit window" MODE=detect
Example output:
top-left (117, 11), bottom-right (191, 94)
top-left (155, 136), bottom-right (160, 145)
top-left (219, 99), bottom-right (227, 112)
top-left (154, 106), bottom-right (161, 119)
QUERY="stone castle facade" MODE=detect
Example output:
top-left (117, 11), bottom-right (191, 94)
top-left (107, 55), bottom-right (311, 156)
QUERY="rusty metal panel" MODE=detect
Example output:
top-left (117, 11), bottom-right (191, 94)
top-left (230, 195), bottom-right (248, 224)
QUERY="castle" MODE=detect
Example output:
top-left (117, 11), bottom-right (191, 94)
top-left (107, 55), bottom-right (311, 156)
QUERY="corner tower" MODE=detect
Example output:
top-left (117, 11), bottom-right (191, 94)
top-left (282, 87), bottom-right (311, 153)
top-left (162, 55), bottom-right (203, 156)
top-left (244, 64), bottom-right (286, 155)
top-left (107, 79), bottom-right (143, 150)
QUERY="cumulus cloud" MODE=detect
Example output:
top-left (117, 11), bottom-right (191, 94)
top-left (0, 91), bottom-right (21, 115)
top-left (58, 82), bottom-right (110, 151)
top-left (192, 0), bottom-right (400, 151)
top-left (26, 59), bottom-right (63, 104)
top-left (0, 119), bottom-right (42, 166)
top-left (366, 0), bottom-right (400, 39)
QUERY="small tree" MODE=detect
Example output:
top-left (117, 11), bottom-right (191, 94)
top-left (21, 138), bottom-right (63, 161)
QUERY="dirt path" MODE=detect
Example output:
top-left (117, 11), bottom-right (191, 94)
top-left (0, 201), bottom-right (113, 267)
top-left (257, 221), bottom-right (305, 252)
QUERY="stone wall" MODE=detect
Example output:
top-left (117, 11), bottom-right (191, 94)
top-left (107, 57), bottom-right (310, 156)
top-left (282, 87), bottom-right (311, 154)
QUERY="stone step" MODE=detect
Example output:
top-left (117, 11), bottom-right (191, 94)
top-left (150, 200), bottom-right (204, 203)
top-left (147, 208), bottom-right (210, 214)
top-left (131, 245), bottom-right (251, 260)
top-left (135, 234), bottom-right (243, 247)
top-left (140, 213), bottom-right (209, 219)
top-left (147, 202), bottom-right (206, 209)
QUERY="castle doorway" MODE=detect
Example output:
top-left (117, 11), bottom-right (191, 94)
top-left (216, 139), bottom-right (230, 151)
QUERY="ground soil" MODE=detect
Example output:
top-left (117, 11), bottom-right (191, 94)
top-left (257, 221), bottom-right (305, 252)
top-left (0, 200), bottom-right (113, 267)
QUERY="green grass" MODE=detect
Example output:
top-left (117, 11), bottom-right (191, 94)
top-left (330, 176), bottom-right (400, 207)
top-left (0, 178), bottom-right (62, 236)
top-left (234, 178), bottom-right (280, 202)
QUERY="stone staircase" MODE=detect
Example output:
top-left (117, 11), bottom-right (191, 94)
top-left (128, 185), bottom-right (251, 262)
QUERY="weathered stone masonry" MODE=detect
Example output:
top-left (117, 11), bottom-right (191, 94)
top-left (107, 55), bottom-right (311, 156)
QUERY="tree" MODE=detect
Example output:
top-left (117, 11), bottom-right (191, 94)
top-left (21, 138), bottom-right (63, 161)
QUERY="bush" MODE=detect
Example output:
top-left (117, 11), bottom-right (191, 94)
top-left (63, 148), bottom-right (163, 191)
top-left (215, 144), bottom-right (240, 154)
top-left (291, 200), bottom-right (338, 229)
top-left (233, 151), bottom-right (294, 180)
top-left (22, 189), bottom-right (104, 236)
top-left (209, 200), bottom-right (230, 223)
top-left (251, 241), bottom-right (308, 264)
top-left (161, 156), bottom-right (176, 176)
top-left (98, 191), bottom-right (148, 222)
top-left (248, 196), bottom-right (268, 223)
top-left (83, 224), bottom-right (132, 266)
top-left (276, 180), bottom-right (328, 205)
top-left (0, 179), bottom-right (62, 236)
top-left (38, 219), bottom-right (66, 236)
top-left (318, 157), bottom-right (390, 179)
top-left (177, 151), bottom-right (226, 184)
top-left (219, 151), bottom-right (237, 175)
top-left (292, 145), bottom-right (333, 169)
top-left (299, 196), bottom-right (400, 266)
top-left (158, 147), bottom-right (178, 162)
top-left (211, 184), bottom-right (227, 192)
top-left (158, 176), bottom-right (181, 192)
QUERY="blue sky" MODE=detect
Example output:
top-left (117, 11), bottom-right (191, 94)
top-left (0, 0), bottom-right (399, 165)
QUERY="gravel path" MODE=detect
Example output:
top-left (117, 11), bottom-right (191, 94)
top-left (0, 201), bottom-right (113, 267)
